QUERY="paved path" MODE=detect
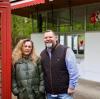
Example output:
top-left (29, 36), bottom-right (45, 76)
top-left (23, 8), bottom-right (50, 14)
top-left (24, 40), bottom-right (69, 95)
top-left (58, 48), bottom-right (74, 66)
top-left (74, 79), bottom-right (100, 99)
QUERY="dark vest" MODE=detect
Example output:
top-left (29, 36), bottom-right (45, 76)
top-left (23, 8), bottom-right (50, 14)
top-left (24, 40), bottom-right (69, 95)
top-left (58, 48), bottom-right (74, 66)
top-left (41, 44), bottom-right (69, 94)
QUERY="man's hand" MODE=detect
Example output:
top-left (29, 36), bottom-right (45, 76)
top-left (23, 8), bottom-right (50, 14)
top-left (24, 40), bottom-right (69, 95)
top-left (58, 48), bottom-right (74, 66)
top-left (67, 87), bottom-right (75, 95)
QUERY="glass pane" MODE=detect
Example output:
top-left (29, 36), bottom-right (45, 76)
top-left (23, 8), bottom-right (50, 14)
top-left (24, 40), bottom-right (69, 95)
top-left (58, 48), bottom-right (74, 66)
top-left (72, 6), bottom-right (84, 32)
top-left (0, 87), bottom-right (1, 98)
top-left (60, 35), bottom-right (64, 45)
top-left (0, 12), bottom-right (2, 97)
top-left (0, 44), bottom-right (1, 57)
top-left (67, 36), bottom-right (72, 48)
top-left (0, 13), bottom-right (1, 41)
top-left (72, 35), bottom-right (78, 54)
top-left (0, 72), bottom-right (1, 82)
top-left (73, 35), bottom-right (78, 50)
top-left (86, 3), bottom-right (100, 31)
top-left (0, 68), bottom-right (1, 97)
top-left (0, 59), bottom-right (1, 69)
top-left (0, 13), bottom-right (1, 57)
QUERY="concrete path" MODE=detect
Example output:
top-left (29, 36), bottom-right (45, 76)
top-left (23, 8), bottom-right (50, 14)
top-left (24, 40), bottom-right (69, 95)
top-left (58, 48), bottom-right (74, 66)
top-left (74, 79), bottom-right (100, 99)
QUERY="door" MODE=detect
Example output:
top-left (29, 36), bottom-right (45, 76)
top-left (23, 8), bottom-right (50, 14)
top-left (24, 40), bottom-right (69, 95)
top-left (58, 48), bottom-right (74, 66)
top-left (0, 2), bottom-right (11, 99)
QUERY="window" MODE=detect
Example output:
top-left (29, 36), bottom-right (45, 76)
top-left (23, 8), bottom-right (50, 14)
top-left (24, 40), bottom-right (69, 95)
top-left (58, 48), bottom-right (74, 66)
top-left (59, 33), bottom-right (85, 57)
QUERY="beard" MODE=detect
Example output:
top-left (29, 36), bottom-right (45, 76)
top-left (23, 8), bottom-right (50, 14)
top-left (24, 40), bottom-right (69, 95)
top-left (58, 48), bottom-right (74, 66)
top-left (45, 43), bottom-right (53, 48)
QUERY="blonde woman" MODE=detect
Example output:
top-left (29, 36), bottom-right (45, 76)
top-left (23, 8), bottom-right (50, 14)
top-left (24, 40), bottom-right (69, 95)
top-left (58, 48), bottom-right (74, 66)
top-left (12, 39), bottom-right (45, 99)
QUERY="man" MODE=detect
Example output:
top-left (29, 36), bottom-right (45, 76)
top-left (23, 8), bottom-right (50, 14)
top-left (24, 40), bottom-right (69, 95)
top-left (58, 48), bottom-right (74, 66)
top-left (40, 30), bottom-right (79, 99)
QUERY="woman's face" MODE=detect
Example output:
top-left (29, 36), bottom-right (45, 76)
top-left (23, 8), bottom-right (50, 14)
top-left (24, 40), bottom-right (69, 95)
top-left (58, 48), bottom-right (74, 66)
top-left (22, 41), bottom-right (33, 56)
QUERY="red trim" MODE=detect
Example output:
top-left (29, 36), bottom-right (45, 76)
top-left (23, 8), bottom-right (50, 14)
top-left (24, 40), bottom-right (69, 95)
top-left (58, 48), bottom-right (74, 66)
top-left (11, 0), bottom-right (45, 10)
top-left (0, 0), bottom-right (9, 1)
top-left (0, 2), bottom-right (11, 99)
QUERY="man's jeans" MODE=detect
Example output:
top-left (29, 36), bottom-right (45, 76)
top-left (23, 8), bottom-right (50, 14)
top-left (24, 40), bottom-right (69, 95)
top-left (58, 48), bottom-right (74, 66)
top-left (47, 93), bottom-right (73, 99)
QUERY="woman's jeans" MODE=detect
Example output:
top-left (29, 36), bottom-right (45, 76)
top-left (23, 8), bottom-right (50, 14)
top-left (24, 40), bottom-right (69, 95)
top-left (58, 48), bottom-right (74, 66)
top-left (47, 93), bottom-right (73, 99)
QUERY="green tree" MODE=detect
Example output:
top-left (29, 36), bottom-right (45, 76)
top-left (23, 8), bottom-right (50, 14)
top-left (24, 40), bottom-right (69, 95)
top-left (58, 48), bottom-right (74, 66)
top-left (12, 15), bottom-right (32, 48)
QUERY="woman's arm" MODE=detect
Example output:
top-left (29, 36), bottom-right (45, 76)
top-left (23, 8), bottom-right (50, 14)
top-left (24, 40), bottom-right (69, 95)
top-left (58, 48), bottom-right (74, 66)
top-left (12, 64), bottom-right (19, 96)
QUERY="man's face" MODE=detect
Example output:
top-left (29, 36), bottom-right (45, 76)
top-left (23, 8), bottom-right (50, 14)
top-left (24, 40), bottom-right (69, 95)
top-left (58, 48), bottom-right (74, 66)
top-left (43, 31), bottom-right (57, 48)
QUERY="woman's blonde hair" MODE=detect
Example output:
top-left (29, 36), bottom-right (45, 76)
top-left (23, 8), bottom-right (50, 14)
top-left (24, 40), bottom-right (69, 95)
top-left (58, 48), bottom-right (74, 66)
top-left (12, 39), bottom-right (38, 65)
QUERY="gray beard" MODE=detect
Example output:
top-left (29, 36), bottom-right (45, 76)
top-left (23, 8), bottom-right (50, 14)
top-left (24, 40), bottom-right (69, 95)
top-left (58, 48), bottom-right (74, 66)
top-left (46, 43), bottom-right (52, 48)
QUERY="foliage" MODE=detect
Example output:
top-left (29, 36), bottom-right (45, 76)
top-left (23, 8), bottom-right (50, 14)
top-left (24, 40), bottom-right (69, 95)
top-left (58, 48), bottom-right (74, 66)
top-left (12, 15), bottom-right (32, 48)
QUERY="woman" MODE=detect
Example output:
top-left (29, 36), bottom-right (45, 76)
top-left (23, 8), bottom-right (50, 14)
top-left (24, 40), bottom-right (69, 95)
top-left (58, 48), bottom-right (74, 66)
top-left (12, 39), bottom-right (45, 99)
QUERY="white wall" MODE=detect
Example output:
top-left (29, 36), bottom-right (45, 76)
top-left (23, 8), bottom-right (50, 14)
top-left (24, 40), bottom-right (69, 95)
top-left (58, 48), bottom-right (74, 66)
top-left (31, 33), bottom-right (45, 55)
top-left (78, 32), bottom-right (100, 82)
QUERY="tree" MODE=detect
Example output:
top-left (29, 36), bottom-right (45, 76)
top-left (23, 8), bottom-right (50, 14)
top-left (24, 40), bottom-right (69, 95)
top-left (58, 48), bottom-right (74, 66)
top-left (12, 15), bottom-right (32, 48)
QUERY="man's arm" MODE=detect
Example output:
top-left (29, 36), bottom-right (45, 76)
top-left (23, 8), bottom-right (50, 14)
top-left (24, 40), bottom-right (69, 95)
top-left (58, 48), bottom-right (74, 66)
top-left (65, 48), bottom-right (79, 94)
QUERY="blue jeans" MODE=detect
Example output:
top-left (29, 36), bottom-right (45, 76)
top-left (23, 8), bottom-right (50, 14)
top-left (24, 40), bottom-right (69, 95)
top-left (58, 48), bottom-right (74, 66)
top-left (47, 93), bottom-right (73, 99)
